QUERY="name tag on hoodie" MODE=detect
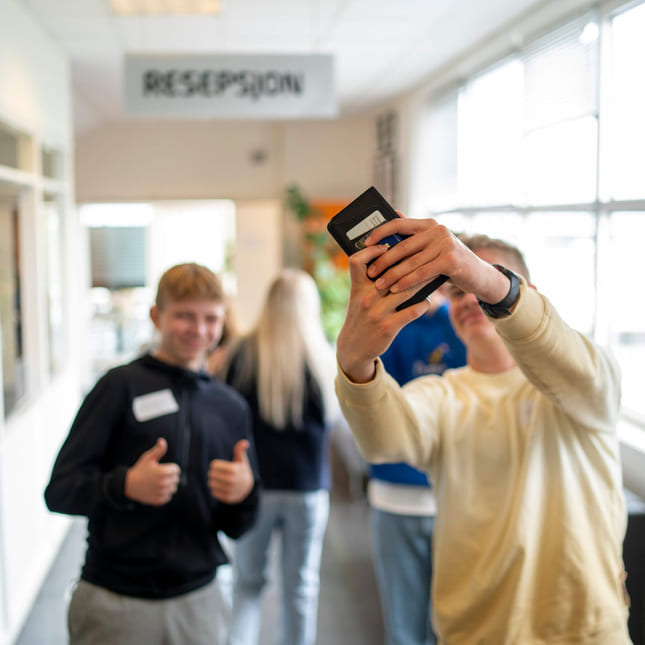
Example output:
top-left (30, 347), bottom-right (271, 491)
top-left (132, 389), bottom-right (179, 422)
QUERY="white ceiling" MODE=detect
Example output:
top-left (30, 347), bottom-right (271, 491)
top-left (22, 0), bottom-right (548, 134)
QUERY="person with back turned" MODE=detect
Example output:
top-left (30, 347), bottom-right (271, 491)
top-left (334, 216), bottom-right (631, 644)
top-left (370, 290), bottom-right (465, 645)
top-left (225, 268), bottom-right (338, 645)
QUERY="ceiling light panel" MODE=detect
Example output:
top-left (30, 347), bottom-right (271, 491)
top-left (108, 0), bottom-right (220, 15)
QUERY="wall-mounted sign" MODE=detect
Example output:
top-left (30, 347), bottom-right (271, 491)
top-left (124, 53), bottom-right (336, 119)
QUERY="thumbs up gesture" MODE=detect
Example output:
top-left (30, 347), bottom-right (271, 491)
top-left (208, 439), bottom-right (255, 504)
top-left (125, 438), bottom-right (181, 506)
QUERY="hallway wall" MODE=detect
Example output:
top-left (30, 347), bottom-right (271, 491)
top-left (74, 114), bottom-right (377, 329)
top-left (0, 2), bottom-right (81, 644)
top-left (75, 117), bottom-right (374, 204)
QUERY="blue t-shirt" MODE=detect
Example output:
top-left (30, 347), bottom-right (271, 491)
top-left (370, 303), bottom-right (466, 486)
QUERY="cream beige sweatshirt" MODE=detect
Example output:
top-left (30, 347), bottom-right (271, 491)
top-left (336, 282), bottom-right (631, 645)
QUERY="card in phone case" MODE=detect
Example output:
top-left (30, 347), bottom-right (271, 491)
top-left (327, 186), bottom-right (447, 310)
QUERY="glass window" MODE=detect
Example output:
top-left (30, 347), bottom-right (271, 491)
top-left (413, 0), bottom-right (645, 436)
top-left (522, 15), bottom-right (599, 205)
top-left (436, 212), bottom-right (468, 235)
top-left (603, 212), bottom-right (645, 419)
top-left (417, 91), bottom-right (459, 214)
top-left (458, 58), bottom-right (524, 206)
top-left (523, 212), bottom-right (596, 335)
top-left (522, 116), bottom-right (598, 205)
top-left (470, 212), bottom-right (525, 247)
top-left (462, 211), bottom-right (596, 335)
top-left (604, 2), bottom-right (645, 200)
top-left (522, 16), bottom-right (599, 131)
top-left (0, 192), bottom-right (25, 417)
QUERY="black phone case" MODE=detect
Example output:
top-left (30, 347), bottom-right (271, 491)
top-left (327, 186), bottom-right (400, 254)
top-left (327, 186), bottom-right (447, 311)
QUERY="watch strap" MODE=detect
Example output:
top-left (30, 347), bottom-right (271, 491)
top-left (477, 264), bottom-right (521, 318)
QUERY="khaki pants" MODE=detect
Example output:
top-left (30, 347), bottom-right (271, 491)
top-left (68, 578), bottom-right (229, 645)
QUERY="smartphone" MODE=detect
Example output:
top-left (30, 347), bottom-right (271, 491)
top-left (327, 186), bottom-right (447, 311)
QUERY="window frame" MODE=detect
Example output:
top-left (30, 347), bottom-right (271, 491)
top-left (415, 0), bottom-right (645, 436)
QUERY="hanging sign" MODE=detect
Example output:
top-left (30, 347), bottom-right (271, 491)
top-left (124, 53), bottom-right (336, 118)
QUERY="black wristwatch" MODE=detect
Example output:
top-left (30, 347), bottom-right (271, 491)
top-left (477, 264), bottom-right (521, 318)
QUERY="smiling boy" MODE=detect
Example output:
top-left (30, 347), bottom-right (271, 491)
top-left (45, 263), bottom-right (259, 645)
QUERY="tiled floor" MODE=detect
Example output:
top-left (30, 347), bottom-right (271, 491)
top-left (15, 452), bottom-right (383, 645)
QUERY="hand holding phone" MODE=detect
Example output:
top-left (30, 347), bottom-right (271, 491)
top-left (327, 186), bottom-right (447, 310)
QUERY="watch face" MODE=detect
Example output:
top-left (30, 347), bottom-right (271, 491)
top-left (477, 265), bottom-right (521, 318)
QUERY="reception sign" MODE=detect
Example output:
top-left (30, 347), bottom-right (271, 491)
top-left (124, 53), bottom-right (336, 118)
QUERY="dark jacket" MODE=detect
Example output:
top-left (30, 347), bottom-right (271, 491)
top-left (44, 354), bottom-right (260, 599)
top-left (225, 347), bottom-right (331, 492)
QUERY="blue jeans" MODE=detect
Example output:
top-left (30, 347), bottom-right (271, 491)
top-left (371, 508), bottom-right (436, 645)
top-left (228, 489), bottom-right (329, 645)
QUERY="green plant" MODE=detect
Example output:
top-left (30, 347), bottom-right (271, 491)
top-left (284, 184), bottom-right (350, 341)
top-left (285, 185), bottom-right (312, 221)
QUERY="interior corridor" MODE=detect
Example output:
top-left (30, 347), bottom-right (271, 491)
top-left (15, 448), bottom-right (383, 645)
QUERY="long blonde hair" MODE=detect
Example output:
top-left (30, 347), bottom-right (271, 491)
top-left (231, 269), bottom-right (337, 429)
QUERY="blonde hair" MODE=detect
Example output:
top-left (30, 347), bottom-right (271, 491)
top-left (232, 269), bottom-right (337, 429)
top-left (206, 296), bottom-right (241, 379)
top-left (155, 263), bottom-right (224, 309)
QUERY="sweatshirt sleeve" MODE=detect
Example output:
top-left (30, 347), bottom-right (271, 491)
top-left (335, 359), bottom-right (441, 470)
top-left (216, 402), bottom-right (262, 539)
top-left (44, 370), bottom-right (133, 516)
top-left (492, 279), bottom-right (621, 433)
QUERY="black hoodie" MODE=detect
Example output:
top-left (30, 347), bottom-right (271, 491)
top-left (45, 353), bottom-right (260, 599)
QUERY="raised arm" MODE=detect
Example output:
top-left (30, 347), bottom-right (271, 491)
top-left (336, 243), bottom-right (430, 383)
top-left (362, 218), bottom-right (512, 305)
top-left (336, 218), bottom-right (511, 383)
